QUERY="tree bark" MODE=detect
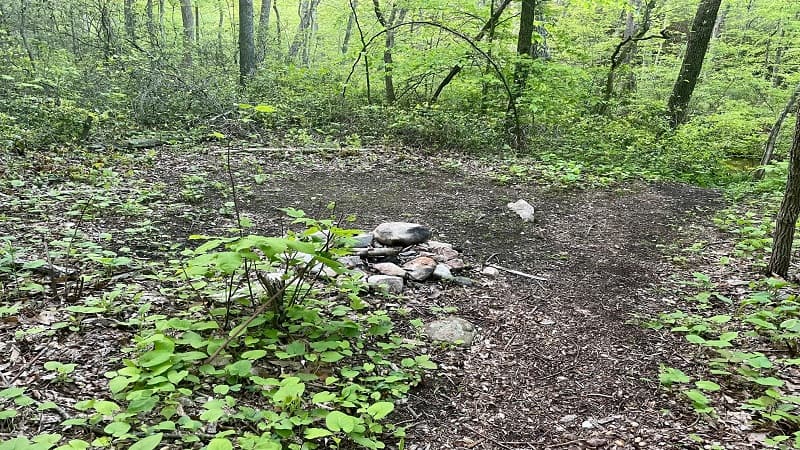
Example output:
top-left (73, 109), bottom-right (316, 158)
top-left (768, 108), bottom-right (800, 278)
top-left (512, 0), bottom-right (536, 98)
top-left (287, 0), bottom-right (320, 61)
top-left (754, 82), bottom-right (800, 181)
top-left (145, 0), bottom-right (157, 46)
top-left (124, 0), bottom-right (137, 43)
top-left (180, 0), bottom-right (195, 65)
top-left (341, 0), bottom-right (356, 54)
top-left (666, 0), bottom-right (722, 129)
top-left (256, 0), bottom-right (272, 62)
top-left (372, 0), bottom-right (404, 103)
top-left (239, 0), bottom-right (256, 84)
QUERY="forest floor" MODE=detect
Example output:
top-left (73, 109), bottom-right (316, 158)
top-left (0, 145), bottom-right (771, 449)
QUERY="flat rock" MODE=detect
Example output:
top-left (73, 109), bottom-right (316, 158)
top-left (432, 247), bottom-right (460, 262)
top-left (373, 222), bottom-right (432, 246)
top-left (451, 276), bottom-right (474, 287)
top-left (426, 241), bottom-right (453, 250)
top-left (433, 263), bottom-right (453, 280)
top-left (445, 258), bottom-right (465, 270)
top-left (337, 255), bottom-right (364, 269)
top-left (402, 256), bottom-right (437, 281)
top-left (367, 275), bottom-right (404, 294)
top-left (372, 262), bottom-right (407, 277)
top-left (424, 317), bottom-right (476, 345)
top-left (507, 199), bottom-right (535, 221)
top-left (348, 233), bottom-right (374, 248)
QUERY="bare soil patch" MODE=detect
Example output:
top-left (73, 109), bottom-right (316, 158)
top-left (2, 146), bottom-right (744, 449)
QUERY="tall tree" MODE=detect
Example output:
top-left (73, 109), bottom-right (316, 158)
top-left (768, 107), bottom-right (800, 278)
top-left (666, 0), bottom-right (722, 128)
top-left (180, 0), bottom-right (195, 65)
top-left (341, 0), bottom-right (356, 54)
top-left (754, 82), bottom-right (800, 180)
top-left (372, 0), bottom-right (405, 103)
top-left (239, 0), bottom-right (256, 83)
top-left (512, 0), bottom-right (536, 99)
top-left (256, 0), bottom-right (272, 62)
top-left (288, 0), bottom-right (321, 62)
top-left (124, 0), bottom-right (137, 44)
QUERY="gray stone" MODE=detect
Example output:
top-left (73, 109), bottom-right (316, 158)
top-left (337, 255), bottom-right (364, 269)
top-left (424, 317), bottom-right (476, 345)
top-left (348, 233), bottom-right (374, 248)
top-left (426, 241), bottom-right (453, 250)
top-left (373, 222), bottom-right (432, 246)
top-left (433, 264), bottom-right (453, 280)
top-left (372, 262), bottom-right (407, 277)
top-left (445, 258), bottom-right (466, 270)
top-left (431, 247), bottom-right (460, 262)
top-left (481, 266), bottom-right (500, 277)
top-left (451, 276), bottom-right (474, 287)
top-left (367, 275), bottom-right (404, 294)
top-left (507, 199), bottom-right (535, 221)
top-left (402, 256), bottom-right (437, 281)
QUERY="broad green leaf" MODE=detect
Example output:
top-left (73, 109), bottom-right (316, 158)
top-left (684, 389), bottom-right (710, 406)
top-left (207, 438), bottom-right (233, 450)
top-left (754, 377), bottom-right (784, 387)
top-left (695, 380), bottom-right (720, 392)
top-left (128, 433), bottom-right (163, 450)
top-left (103, 421), bottom-right (131, 436)
top-left (367, 401), bottom-right (395, 420)
top-left (304, 428), bottom-right (333, 439)
top-left (325, 411), bottom-right (358, 433)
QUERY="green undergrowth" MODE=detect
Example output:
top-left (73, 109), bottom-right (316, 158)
top-left (0, 151), bottom-right (438, 450)
top-left (645, 170), bottom-right (800, 449)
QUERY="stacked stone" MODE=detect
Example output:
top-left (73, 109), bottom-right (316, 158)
top-left (337, 222), bottom-right (472, 294)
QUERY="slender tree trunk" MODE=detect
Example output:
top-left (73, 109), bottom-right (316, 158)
top-left (430, 0), bottom-right (512, 102)
top-left (124, 0), bottom-right (137, 43)
top-left (217, 0), bottom-right (225, 63)
top-left (755, 83), bottom-right (800, 180)
top-left (288, 0), bottom-right (320, 61)
top-left (239, 0), bottom-right (256, 84)
top-left (712, 2), bottom-right (728, 37)
top-left (372, 0), bottom-right (403, 103)
top-left (195, 5), bottom-right (200, 42)
top-left (511, 0), bottom-right (535, 105)
top-left (666, 0), bottom-right (722, 129)
top-left (256, 0), bottom-right (272, 62)
top-left (341, 0), bottom-right (356, 54)
top-left (145, 0), bottom-right (157, 46)
top-left (180, 0), bottom-right (195, 65)
top-left (273, 0), bottom-right (281, 46)
top-left (158, 0), bottom-right (165, 37)
top-left (768, 108), bottom-right (800, 278)
top-left (19, 0), bottom-right (36, 71)
top-left (772, 26), bottom-right (785, 88)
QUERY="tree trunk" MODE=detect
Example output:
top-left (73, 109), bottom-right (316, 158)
top-left (755, 82), bottom-right (800, 181)
top-left (666, 0), bottom-right (722, 129)
top-left (768, 108), bottom-right (800, 278)
top-left (239, 0), bottom-right (256, 84)
top-left (430, 0), bottom-right (512, 102)
top-left (273, 0), bottom-right (282, 46)
top-left (511, 0), bottom-right (536, 105)
top-left (372, 0), bottom-right (403, 103)
top-left (180, 0), bottom-right (195, 65)
top-left (124, 0), bottom-right (137, 43)
top-left (712, 2), bottom-right (728, 38)
top-left (341, 0), bottom-right (356, 54)
top-left (145, 0), bottom-right (157, 46)
top-left (288, 0), bottom-right (320, 61)
top-left (256, 0), bottom-right (272, 63)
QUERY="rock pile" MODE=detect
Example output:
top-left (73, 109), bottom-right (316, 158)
top-left (336, 222), bottom-right (472, 294)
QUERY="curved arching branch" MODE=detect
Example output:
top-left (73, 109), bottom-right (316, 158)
top-left (341, 20), bottom-right (520, 146)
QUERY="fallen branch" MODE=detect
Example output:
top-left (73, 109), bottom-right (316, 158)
top-left (486, 264), bottom-right (548, 281)
top-left (351, 247), bottom-right (401, 257)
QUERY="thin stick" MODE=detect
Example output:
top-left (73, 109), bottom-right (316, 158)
top-left (487, 264), bottom-right (548, 281)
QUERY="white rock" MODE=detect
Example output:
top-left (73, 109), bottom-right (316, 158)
top-left (433, 264), bottom-right (453, 280)
top-left (481, 266), bottom-right (500, 277)
top-left (507, 199), bottom-right (535, 221)
top-left (424, 317), bottom-right (476, 345)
